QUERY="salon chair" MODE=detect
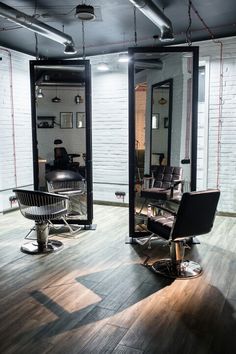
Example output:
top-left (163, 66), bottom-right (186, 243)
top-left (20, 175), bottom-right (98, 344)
top-left (53, 139), bottom-right (80, 171)
top-left (46, 170), bottom-right (86, 220)
top-left (139, 166), bottom-right (183, 214)
top-left (145, 189), bottom-right (220, 279)
top-left (13, 189), bottom-right (69, 254)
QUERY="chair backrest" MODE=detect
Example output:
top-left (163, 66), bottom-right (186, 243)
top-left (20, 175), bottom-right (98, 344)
top-left (54, 147), bottom-right (70, 169)
top-left (152, 166), bottom-right (182, 190)
top-left (46, 170), bottom-right (85, 193)
top-left (13, 189), bottom-right (69, 221)
top-left (172, 189), bottom-right (220, 239)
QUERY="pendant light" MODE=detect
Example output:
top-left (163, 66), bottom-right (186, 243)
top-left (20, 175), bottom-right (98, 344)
top-left (52, 86), bottom-right (61, 103)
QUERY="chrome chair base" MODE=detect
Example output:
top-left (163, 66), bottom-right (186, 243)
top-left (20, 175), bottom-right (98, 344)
top-left (21, 240), bottom-right (63, 254)
top-left (151, 259), bottom-right (202, 279)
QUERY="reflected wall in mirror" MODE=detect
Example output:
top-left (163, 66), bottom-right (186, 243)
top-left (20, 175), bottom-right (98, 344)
top-left (30, 60), bottom-right (93, 226)
top-left (151, 79), bottom-right (173, 168)
top-left (129, 47), bottom-right (199, 237)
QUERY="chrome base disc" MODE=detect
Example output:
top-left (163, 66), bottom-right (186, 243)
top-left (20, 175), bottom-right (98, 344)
top-left (151, 259), bottom-right (202, 279)
top-left (21, 240), bottom-right (63, 254)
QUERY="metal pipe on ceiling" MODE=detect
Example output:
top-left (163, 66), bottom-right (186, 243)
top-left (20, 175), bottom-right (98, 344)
top-left (129, 0), bottom-right (174, 41)
top-left (0, 2), bottom-right (76, 53)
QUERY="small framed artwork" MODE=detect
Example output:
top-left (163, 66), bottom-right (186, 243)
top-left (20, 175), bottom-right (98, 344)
top-left (164, 117), bottom-right (169, 128)
top-left (152, 114), bottom-right (159, 129)
top-left (76, 112), bottom-right (85, 128)
top-left (60, 112), bottom-right (73, 129)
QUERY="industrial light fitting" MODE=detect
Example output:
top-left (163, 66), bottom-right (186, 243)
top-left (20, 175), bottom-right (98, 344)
top-left (37, 88), bottom-right (44, 98)
top-left (64, 43), bottom-right (77, 54)
top-left (75, 5), bottom-right (96, 21)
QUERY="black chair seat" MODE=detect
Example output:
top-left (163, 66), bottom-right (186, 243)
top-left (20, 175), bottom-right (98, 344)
top-left (141, 188), bottom-right (180, 201)
top-left (147, 215), bottom-right (174, 240)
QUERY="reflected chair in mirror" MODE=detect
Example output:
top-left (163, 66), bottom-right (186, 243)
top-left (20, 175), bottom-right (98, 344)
top-left (54, 139), bottom-right (80, 171)
top-left (144, 189), bottom-right (220, 279)
top-left (139, 166), bottom-right (183, 215)
top-left (46, 170), bottom-right (86, 230)
top-left (13, 189), bottom-right (69, 254)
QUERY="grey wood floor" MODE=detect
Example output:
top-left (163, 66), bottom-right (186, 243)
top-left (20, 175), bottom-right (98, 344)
top-left (0, 205), bottom-right (236, 354)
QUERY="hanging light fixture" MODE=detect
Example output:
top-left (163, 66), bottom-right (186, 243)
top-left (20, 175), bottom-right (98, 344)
top-left (52, 87), bottom-right (61, 103)
top-left (37, 87), bottom-right (44, 98)
top-left (64, 43), bottom-right (77, 54)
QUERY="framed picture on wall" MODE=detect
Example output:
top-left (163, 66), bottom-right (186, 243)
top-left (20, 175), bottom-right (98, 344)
top-left (60, 112), bottom-right (73, 129)
top-left (164, 117), bottom-right (169, 128)
top-left (76, 112), bottom-right (85, 128)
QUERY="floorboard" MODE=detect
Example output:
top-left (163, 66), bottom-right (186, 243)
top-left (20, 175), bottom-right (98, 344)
top-left (0, 206), bottom-right (236, 353)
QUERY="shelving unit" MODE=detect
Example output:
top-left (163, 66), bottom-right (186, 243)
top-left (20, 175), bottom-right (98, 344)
top-left (37, 116), bottom-right (55, 128)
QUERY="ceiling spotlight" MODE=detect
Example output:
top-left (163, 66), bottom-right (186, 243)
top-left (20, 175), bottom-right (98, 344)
top-left (97, 62), bottom-right (109, 72)
top-left (75, 5), bottom-right (96, 21)
top-left (37, 88), bottom-right (44, 98)
top-left (64, 43), bottom-right (77, 54)
top-left (52, 96), bottom-right (61, 103)
top-left (160, 28), bottom-right (174, 42)
top-left (118, 53), bottom-right (129, 63)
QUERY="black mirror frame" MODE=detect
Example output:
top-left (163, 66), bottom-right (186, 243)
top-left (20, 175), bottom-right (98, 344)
top-left (30, 59), bottom-right (93, 226)
top-left (128, 46), bottom-right (199, 238)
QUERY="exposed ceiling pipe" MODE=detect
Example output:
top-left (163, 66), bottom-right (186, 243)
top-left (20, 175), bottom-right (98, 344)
top-left (129, 0), bottom-right (174, 41)
top-left (0, 2), bottom-right (77, 54)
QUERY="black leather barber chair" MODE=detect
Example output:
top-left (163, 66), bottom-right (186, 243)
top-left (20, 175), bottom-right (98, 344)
top-left (54, 139), bottom-right (80, 171)
top-left (139, 166), bottom-right (183, 214)
top-left (145, 189), bottom-right (220, 279)
top-left (13, 189), bottom-right (69, 254)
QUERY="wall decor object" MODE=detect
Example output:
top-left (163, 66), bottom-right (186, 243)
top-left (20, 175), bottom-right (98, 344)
top-left (60, 112), bottom-right (73, 128)
top-left (76, 112), bottom-right (85, 128)
top-left (164, 117), bottom-right (169, 128)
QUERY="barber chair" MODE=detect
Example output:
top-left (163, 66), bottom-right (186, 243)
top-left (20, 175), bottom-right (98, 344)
top-left (144, 189), bottom-right (220, 279)
top-left (13, 189), bottom-right (69, 254)
top-left (46, 170), bottom-right (86, 222)
top-left (139, 166), bottom-right (183, 214)
top-left (53, 139), bottom-right (80, 171)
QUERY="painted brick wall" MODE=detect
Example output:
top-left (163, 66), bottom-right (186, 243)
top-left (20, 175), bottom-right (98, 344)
top-left (198, 37), bottom-right (236, 212)
top-left (90, 54), bottom-right (129, 203)
top-left (0, 48), bottom-right (33, 212)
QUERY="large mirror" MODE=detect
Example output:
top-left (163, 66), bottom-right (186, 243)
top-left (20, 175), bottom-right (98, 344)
top-left (128, 47), bottom-right (199, 237)
top-left (30, 59), bottom-right (93, 227)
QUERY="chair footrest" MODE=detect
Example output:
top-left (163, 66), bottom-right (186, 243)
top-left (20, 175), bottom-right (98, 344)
top-left (21, 240), bottom-right (63, 254)
top-left (151, 258), bottom-right (202, 279)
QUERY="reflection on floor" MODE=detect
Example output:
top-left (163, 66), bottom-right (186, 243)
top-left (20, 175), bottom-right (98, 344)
top-left (1, 205), bottom-right (236, 353)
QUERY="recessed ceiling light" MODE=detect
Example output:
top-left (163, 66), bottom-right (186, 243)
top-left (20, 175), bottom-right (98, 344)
top-left (118, 53), bottom-right (129, 63)
top-left (97, 62), bottom-right (109, 71)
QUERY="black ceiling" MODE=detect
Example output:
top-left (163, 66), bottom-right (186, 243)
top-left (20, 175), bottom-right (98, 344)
top-left (0, 0), bottom-right (236, 59)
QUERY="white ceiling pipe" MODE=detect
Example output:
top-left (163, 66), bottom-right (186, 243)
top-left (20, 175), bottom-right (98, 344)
top-left (129, 0), bottom-right (174, 41)
top-left (0, 2), bottom-right (76, 50)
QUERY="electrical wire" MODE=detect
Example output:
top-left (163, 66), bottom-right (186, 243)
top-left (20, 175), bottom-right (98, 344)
top-left (82, 21), bottom-right (86, 59)
top-left (186, 0), bottom-right (192, 46)
top-left (190, 1), bottom-right (223, 189)
top-left (133, 6), bottom-right (137, 46)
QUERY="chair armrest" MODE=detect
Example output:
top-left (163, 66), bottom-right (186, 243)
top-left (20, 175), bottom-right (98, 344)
top-left (148, 203), bottom-right (177, 216)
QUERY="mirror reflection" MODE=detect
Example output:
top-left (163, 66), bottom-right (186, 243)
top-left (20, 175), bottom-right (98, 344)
top-left (33, 62), bottom-right (88, 221)
top-left (132, 50), bottom-right (197, 233)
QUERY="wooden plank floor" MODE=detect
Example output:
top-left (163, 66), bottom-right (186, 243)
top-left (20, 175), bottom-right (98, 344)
top-left (1, 205), bottom-right (236, 353)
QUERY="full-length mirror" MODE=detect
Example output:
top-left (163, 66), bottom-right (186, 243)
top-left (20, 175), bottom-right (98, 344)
top-left (129, 47), bottom-right (199, 237)
top-left (30, 59), bottom-right (93, 227)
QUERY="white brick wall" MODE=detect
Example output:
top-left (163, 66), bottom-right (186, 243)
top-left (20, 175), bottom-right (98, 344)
top-left (0, 47), bottom-right (33, 213)
top-left (90, 54), bottom-right (129, 203)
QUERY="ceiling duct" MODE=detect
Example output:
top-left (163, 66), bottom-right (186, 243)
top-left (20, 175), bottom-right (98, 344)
top-left (0, 2), bottom-right (77, 54)
top-left (129, 0), bottom-right (174, 41)
top-left (75, 4), bottom-right (96, 21)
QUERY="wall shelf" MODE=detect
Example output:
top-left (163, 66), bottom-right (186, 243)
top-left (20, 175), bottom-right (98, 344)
top-left (37, 116), bottom-right (55, 129)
